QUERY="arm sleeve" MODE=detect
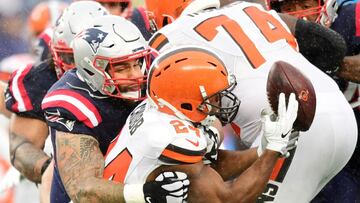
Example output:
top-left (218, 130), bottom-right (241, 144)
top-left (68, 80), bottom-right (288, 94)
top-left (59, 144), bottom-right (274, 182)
top-left (295, 19), bottom-right (347, 74)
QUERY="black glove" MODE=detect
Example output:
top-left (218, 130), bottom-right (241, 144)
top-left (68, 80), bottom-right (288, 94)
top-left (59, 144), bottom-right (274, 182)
top-left (143, 171), bottom-right (189, 203)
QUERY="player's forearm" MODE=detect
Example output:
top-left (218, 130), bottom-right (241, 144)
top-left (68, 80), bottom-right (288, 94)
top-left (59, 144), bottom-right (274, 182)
top-left (227, 150), bottom-right (279, 203)
top-left (70, 177), bottom-right (126, 203)
top-left (9, 132), bottom-right (51, 183)
top-left (211, 148), bottom-right (258, 181)
top-left (337, 55), bottom-right (360, 83)
top-left (0, 81), bottom-right (11, 117)
top-left (56, 133), bottom-right (127, 203)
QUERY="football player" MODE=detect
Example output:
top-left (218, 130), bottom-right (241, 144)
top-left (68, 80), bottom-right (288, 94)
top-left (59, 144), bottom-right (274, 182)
top-left (28, 1), bottom-right (68, 62)
top-left (41, 15), bottom-right (189, 203)
top-left (104, 45), bottom-right (299, 202)
top-left (5, 2), bottom-right (109, 202)
top-left (314, 0), bottom-right (360, 202)
top-left (146, 1), bottom-right (357, 202)
top-left (0, 53), bottom-right (39, 203)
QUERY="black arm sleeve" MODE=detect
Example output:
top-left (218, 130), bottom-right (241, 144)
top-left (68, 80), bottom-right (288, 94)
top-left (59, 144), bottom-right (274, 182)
top-left (295, 19), bottom-right (347, 74)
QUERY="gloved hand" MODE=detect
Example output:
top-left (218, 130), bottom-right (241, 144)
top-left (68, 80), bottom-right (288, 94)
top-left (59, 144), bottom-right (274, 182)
top-left (144, 171), bottom-right (189, 203)
top-left (0, 166), bottom-right (22, 193)
top-left (259, 93), bottom-right (298, 157)
top-left (124, 171), bottom-right (189, 203)
top-left (200, 125), bottom-right (220, 164)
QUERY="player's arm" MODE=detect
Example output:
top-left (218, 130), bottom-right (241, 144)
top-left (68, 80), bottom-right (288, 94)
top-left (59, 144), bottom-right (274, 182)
top-left (211, 148), bottom-right (258, 180)
top-left (57, 131), bottom-right (188, 203)
top-left (55, 131), bottom-right (127, 203)
top-left (0, 81), bottom-right (11, 117)
top-left (335, 55), bottom-right (360, 83)
top-left (151, 149), bottom-right (279, 203)
top-left (279, 14), bottom-right (347, 74)
top-left (202, 118), bottom-right (259, 180)
top-left (9, 114), bottom-right (51, 183)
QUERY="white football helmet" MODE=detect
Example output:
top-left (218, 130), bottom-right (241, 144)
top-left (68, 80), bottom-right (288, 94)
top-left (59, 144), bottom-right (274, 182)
top-left (72, 15), bottom-right (155, 100)
top-left (51, 1), bottom-right (109, 78)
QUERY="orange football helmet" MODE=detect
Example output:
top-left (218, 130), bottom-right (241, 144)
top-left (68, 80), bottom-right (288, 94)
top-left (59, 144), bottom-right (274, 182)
top-left (145, 0), bottom-right (220, 29)
top-left (148, 46), bottom-right (240, 125)
top-left (28, 1), bottom-right (68, 37)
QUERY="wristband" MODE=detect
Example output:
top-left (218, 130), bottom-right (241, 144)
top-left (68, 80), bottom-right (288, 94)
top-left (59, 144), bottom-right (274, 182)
top-left (123, 184), bottom-right (145, 203)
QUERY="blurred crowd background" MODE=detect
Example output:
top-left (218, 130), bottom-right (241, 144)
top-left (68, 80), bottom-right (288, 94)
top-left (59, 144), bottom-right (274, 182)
top-left (0, 0), bottom-right (143, 61)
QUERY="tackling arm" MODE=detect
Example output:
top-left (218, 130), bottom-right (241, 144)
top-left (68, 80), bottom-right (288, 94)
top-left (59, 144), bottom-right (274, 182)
top-left (55, 131), bottom-right (126, 203)
top-left (9, 114), bottom-right (51, 183)
top-left (336, 55), bottom-right (360, 83)
top-left (279, 14), bottom-right (347, 74)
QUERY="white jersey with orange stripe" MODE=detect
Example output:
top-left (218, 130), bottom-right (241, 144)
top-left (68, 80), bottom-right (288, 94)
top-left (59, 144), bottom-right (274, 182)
top-left (150, 1), bottom-right (357, 202)
top-left (103, 100), bottom-right (207, 184)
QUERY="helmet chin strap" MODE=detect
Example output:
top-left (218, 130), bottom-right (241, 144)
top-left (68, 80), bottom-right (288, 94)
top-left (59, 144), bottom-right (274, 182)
top-left (157, 98), bottom-right (189, 121)
top-left (199, 85), bottom-right (216, 127)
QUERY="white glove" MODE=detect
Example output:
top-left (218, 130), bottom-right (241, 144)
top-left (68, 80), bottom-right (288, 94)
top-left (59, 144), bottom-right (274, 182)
top-left (260, 93), bottom-right (298, 156)
top-left (257, 130), bottom-right (300, 158)
top-left (0, 166), bottom-right (21, 193)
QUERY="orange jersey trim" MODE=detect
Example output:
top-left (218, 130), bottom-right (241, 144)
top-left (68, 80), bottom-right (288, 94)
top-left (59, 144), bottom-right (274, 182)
top-left (161, 148), bottom-right (203, 164)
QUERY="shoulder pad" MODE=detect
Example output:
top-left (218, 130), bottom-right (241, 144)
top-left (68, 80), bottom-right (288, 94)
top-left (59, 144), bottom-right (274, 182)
top-left (42, 89), bottom-right (102, 128)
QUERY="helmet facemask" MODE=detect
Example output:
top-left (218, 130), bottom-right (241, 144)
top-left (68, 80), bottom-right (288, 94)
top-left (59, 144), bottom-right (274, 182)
top-left (51, 42), bottom-right (75, 78)
top-left (93, 48), bottom-right (153, 100)
top-left (198, 76), bottom-right (240, 126)
top-left (268, 0), bottom-right (323, 22)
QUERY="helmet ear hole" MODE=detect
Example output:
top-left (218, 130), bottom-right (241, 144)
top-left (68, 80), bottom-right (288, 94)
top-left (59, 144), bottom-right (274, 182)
top-left (162, 17), bottom-right (170, 27)
top-left (84, 68), bottom-right (95, 76)
top-left (181, 103), bottom-right (193, 111)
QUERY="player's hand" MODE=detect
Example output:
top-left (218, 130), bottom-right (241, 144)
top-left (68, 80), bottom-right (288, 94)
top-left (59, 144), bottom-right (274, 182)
top-left (261, 93), bottom-right (298, 156)
top-left (257, 130), bottom-right (300, 158)
top-left (143, 171), bottom-right (189, 203)
top-left (0, 166), bottom-right (21, 193)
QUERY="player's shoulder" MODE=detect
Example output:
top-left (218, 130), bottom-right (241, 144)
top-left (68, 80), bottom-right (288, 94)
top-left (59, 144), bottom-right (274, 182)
top-left (131, 6), bottom-right (153, 40)
top-left (6, 59), bottom-right (57, 113)
top-left (130, 100), bottom-right (207, 164)
top-left (42, 69), bottom-right (103, 128)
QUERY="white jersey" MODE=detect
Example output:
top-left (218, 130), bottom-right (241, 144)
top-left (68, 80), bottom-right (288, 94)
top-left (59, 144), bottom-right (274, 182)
top-left (150, 2), bottom-right (357, 202)
top-left (103, 100), bottom-right (207, 184)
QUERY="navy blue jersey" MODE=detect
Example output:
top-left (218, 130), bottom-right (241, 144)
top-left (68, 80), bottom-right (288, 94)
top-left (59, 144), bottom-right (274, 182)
top-left (330, 0), bottom-right (360, 181)
top-left (42, 68), bottom-right (137, 203)
top-left (131, 7), bottom-right (154, 41)
top-left (5, 59), bottom-right (57, 121)
top-left (331, 2), bottom-right (360, 55)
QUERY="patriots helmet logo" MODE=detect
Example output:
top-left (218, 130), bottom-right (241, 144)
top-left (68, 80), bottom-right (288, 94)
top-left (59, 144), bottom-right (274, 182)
top-left (82, 28), bottom-right (108, 54)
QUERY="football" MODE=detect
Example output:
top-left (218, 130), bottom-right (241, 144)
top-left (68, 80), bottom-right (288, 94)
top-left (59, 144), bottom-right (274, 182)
top-left (267, 61), bottom-right (316, 131)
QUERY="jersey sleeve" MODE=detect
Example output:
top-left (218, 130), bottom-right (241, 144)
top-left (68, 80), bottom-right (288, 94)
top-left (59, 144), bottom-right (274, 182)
top-left (131, 7), bottom-right (154, 41)
top-left (331, 3), bottom-right (360, 55)
top-left (41, 89), bottom-right (103, 138)
top-left (5, 64), bottom-right (47, 120)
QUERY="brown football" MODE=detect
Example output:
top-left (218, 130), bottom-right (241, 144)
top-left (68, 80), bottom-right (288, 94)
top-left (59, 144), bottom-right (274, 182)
top-left (267, 61), bottom-right (316, 131)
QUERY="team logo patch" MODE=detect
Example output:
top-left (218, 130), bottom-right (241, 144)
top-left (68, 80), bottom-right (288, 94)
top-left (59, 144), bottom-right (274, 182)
top-left (45, 110), bottom-right (75, 131)
top-left (82, 28), bottom-right (108, 54)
